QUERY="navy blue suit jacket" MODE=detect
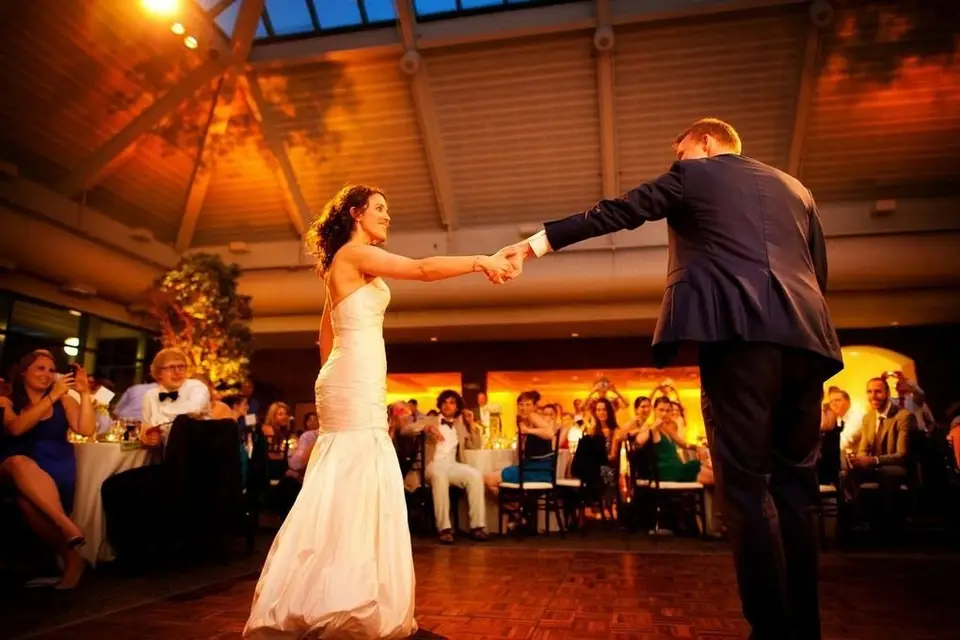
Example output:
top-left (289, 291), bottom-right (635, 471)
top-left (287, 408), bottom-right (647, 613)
top-left (543, 154), bottom-right (843, 376)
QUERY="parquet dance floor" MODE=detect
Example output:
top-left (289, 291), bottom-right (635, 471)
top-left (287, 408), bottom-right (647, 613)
top-left (31, 545), bottom-right (959, 639)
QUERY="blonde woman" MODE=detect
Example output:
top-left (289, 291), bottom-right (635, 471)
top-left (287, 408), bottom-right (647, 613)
top-left (263, 401), bottom-right (292, 446)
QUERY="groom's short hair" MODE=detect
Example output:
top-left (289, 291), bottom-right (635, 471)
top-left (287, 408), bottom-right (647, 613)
top-left (674, 118), bottom-right (742, 154)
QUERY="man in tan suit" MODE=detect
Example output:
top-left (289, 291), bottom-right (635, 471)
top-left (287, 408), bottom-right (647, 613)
top-left (845, 377), bottom-right (915, 527)
top-left (401, 389), bottom-right (485, 543)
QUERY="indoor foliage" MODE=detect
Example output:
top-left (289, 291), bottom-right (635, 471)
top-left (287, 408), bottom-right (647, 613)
top-left (151, 253), bottom-right (253, 387)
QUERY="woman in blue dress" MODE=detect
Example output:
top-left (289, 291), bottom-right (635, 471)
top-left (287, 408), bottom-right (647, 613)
top-left (0, 349), bottom-right (96, 588)
top-left (485, 391), bottom-right (558, 488)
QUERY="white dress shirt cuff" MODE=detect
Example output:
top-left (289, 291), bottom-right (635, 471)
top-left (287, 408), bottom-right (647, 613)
top-left (527, 230), bottom-right (552, 257)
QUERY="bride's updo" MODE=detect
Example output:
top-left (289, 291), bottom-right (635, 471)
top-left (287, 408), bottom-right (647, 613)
top-left (304, 184), bottom-right (384, 274)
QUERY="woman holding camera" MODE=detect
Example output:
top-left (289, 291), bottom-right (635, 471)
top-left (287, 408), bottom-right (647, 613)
top-left (0, 349), bottom-right (96, 588)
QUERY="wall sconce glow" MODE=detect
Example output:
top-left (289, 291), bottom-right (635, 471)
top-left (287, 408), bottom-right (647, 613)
top-left (184, 35), bottom-right (198, 49)
top-left (64, 337), bottom-right (80, 357)
top-left (171, 22), bottom-right (185, 35)
top-left (142, 0), bottom-right (178, 16)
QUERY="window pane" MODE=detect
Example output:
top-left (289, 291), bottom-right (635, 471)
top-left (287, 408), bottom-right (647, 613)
top-left (196, 0), bottom-right (226, 10)
top-left (414, 0), bottom-right (457, 15)
top-left (361, 0), bottom-right (397, 22)
top-left (0, 291), bottom-right (11, 332)
top-left (9, 300), bottom-right (81, 342)
top-left (257, 17), bottom-right (269, 38)
top-left (265, 0), bottom-right (315, 35)
top-left (215, 0), bottom-right (240, 35)
top-left (461, 0), bottom-right (504, 9)
top-left (0, 332), bottom-right (72, 375)
top-left (315, 0), bottom-right (363, 28)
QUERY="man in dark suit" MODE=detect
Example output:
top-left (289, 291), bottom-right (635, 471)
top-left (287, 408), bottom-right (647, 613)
top-left (499, 119), bottom-right (843, 639)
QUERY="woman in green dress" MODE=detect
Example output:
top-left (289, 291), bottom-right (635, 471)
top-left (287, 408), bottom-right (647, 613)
top-left (633, 397), bottom-right (713, 484)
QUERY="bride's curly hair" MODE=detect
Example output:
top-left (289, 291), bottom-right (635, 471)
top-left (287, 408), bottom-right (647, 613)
top-left (304, 184), bottom-right (384, 274)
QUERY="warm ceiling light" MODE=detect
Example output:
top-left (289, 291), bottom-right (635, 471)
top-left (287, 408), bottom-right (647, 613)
top-left (142, 0), bottom-right (178, 17)
top-left (570, 332), bottom-right (579, 337)
top-left (171, 22), bottom-right (185, 35)
top-left (429, 337), bottom-right (438, 342)
top-left (184, 35), bottom-right (198, 49)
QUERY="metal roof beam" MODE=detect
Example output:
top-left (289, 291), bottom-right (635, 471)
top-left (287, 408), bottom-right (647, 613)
top-left (58, 0), bottom-right (263, 198)
top-left (241, 73), bottom-right (309, 237)
top-left (594, 0), bottom-right (618, 199)
top-left (787, 20), bottom-right (823, 177)
top-left (175, 0), bottom-right (267, 252)
top-left (251, 0), bottom-right (807, 68)
top-left (395, 0), bottom-right (458, 232)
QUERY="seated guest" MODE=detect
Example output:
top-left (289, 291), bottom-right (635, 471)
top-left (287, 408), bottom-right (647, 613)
top-left (402, 390), bottom-right (486, 543)
top-left (818, 391), bottom-right (842, 486)
top-left (141, 348), bottom-right (210, 447)
top-left (112, 380), bottom-right (158, 423)
top-left (844, 377), bottom-right (915, 524)
top-left (263, 401), bottom-right (292, 449)
top-left (274, 411), bottom-right (319, 513)
top-left (485, 391), bottom-right (559, 491)
top-left (633, 397), bottom-right (712, 484)
top-left (572, 397), bottom-right (620, 503)
top-left (287, 412), bottom-right (319, 479)
top-left (0, 350), bottom-right (96, 588)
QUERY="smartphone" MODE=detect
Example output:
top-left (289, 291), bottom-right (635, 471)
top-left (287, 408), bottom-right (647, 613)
top-left (67, 363), bottom-right (80, 375)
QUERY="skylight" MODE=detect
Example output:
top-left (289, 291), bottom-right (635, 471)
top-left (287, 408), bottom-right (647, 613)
top-left (208, 0), bottom-right (557, 42)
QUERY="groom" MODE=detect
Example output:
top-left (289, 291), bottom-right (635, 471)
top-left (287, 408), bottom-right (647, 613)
top-left (497, 119), bottom-right (842, 640)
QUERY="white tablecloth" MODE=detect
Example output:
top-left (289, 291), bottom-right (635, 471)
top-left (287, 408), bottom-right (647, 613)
top-left (71, 443), bottom-right (152, 566)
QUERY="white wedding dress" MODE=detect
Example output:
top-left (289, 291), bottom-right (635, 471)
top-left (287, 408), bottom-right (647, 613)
top-left (244, 277), bottom-right (417, 639)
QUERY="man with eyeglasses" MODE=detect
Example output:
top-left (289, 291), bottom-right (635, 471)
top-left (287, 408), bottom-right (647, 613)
top-left (141, 348), bottom-right (210, 446)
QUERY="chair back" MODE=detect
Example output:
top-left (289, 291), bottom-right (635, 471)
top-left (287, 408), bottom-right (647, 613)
top-left (628, 436), bottom-right (659, 487)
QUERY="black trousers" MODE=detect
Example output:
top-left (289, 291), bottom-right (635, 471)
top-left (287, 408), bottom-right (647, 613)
top-left (698, 341), bottom-right (825, 640)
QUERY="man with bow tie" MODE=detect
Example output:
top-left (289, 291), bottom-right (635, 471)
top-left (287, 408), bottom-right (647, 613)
top-left (401, 389), bottom-right (486, 544)
top-left (140, 348), bottom-right (211, 446)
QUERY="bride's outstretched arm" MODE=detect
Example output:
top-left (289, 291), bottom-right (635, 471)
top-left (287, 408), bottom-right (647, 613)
top-left (341, 245), bottom-right (514, 283)
top-left (319, 294), bottom-right (333, 365)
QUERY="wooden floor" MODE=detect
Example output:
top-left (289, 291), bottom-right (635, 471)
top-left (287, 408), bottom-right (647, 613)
top-left (29, 544), bottom-right (960, 639)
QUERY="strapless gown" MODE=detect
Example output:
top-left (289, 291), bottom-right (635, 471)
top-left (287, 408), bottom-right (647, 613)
top-left (244, 278), bottom-right (417, 639)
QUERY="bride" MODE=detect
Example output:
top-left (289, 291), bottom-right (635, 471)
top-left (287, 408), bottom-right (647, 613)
top-left (244, 185), bottom-right (514, 639)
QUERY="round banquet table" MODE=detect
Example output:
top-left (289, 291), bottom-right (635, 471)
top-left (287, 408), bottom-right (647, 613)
top-left (71, 442), bottom-right (153, 566)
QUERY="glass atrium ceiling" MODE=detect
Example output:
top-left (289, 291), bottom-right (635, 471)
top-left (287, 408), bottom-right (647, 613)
top-left (197, 0), bottom-right (562, 42)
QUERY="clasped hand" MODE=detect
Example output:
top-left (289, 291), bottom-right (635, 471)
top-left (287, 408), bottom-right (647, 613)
top-left (478, 242), bottom-right (529, 285)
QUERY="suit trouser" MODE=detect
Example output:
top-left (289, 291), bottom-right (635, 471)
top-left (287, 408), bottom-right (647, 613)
top-left (698, 341), bottom-right (825, 640)
top-left (425, 460), bottom-right (485, 532)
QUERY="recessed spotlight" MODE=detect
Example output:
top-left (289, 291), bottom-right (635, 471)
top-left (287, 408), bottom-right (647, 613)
top-left (184, 35), bottom-right (198, 49)
top-left (570, 332), bottom-right (579, 337)
top-left (171, 22), bottom-right (185, 35)
top-left (572, 376), bottom-right (579, 381)
top-left (890, 321), bottom-right (900, 326)
top-left (142, 0), bottom-right (178, 17)
top-left (532, 376), bottom-right (540, 382)
top-left (68, 310), bottom-right (82, 317)
top-left (429, 337), bottom-right (438, 342)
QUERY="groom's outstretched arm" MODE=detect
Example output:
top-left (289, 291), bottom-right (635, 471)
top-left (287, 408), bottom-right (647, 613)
top-left (528, 161), bottom-right (685, 257)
